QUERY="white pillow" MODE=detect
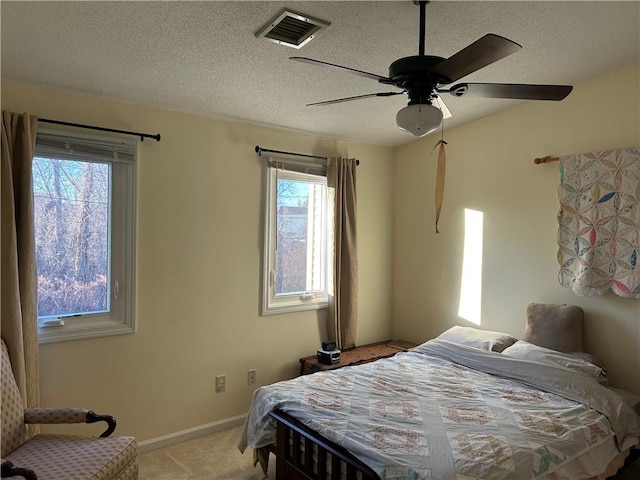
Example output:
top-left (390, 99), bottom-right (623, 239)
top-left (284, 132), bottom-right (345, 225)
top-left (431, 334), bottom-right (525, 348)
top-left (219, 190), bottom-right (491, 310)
top-left (502, 340), bottom-right (608, 385)
top-left (436, 326), bottom-right (518, 353)
top-left (608, 387), bottom-right (640, 416)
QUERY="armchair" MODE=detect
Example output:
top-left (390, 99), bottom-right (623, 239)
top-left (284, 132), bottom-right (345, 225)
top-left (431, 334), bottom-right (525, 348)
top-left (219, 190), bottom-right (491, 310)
top-left (1, 339), bottom-right (137, 479)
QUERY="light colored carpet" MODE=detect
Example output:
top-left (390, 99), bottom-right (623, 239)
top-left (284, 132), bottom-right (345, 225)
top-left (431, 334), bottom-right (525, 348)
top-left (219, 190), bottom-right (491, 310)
top-left (138, 425), bottom-right (274, 480)
top-left (139, 424), bottom-right (640, 480)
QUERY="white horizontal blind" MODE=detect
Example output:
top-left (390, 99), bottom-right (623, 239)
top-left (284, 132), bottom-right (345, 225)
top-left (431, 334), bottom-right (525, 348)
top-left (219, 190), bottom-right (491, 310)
top-left (35, 129), bottom-right (136, 164)
top-left (267, 156), bottom-right (326, 177)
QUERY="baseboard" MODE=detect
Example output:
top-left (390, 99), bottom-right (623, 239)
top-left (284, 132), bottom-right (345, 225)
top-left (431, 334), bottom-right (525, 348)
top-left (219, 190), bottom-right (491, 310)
top-left (137, 413), bottom-right (247, 454)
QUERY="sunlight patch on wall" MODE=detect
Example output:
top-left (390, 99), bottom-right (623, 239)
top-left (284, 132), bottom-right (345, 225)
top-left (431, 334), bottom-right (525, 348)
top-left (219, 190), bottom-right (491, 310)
top-left (458, 208), bottom-right (484, 325)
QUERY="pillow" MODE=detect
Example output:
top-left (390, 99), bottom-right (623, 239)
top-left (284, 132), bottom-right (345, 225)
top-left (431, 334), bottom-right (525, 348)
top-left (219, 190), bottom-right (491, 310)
top-left (523, 303), bottom-right (583, 353)
top-left (502, 340), bottom-right (608, 385)
top-left (436, 326), bottom-right (518, 353)
top-left (570, 351), bottom-right (607, 370)
top-left (608, 387), bottom-right (640, 416)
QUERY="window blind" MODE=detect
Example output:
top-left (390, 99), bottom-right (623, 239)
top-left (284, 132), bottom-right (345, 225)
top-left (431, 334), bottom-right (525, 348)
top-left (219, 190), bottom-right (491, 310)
top-left (35, 129), bottom-right (136, 164)
top-left (267, 156), bottom-right (326, 177)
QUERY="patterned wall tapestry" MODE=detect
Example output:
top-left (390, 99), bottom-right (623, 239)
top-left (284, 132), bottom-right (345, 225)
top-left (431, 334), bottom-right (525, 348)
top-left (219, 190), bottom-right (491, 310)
top-left (557, 147), bottom-right (639, 298)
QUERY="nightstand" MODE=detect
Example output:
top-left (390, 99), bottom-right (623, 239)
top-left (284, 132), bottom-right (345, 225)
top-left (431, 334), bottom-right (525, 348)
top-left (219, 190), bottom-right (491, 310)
top-left (299, 340), bottom-right (418, 375)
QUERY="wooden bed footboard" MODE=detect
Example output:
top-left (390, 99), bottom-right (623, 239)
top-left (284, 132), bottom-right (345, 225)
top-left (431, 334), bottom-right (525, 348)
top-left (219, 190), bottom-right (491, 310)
top-left (269, 410), bottom-right (380, 480)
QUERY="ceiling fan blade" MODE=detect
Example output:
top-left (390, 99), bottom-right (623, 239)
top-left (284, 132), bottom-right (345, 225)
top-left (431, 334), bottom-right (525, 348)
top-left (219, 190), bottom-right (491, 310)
top-left (307, 91), bottom-right (404, 107)
top-left (291, 57), bottom-right (391, 83)
top-left (432, 96), bottom-right (452, 119)
top-left (430, 34), bottom-right (522, 83)
top-left (447, 83), bottom-right (573, 101)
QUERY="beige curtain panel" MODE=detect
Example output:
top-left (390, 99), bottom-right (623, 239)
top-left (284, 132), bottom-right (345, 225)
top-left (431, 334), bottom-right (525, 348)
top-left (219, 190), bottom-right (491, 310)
top-left (1, 111), bottom-right (40, 421)
top-left (327, 157), bottom-right (358, 350)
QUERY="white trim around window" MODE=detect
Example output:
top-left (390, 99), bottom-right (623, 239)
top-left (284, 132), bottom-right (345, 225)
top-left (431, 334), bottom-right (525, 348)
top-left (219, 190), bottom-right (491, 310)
top-left (34, 129), bottom-right (137, 343)
top-left (262, 160), bottom-right (329, 315)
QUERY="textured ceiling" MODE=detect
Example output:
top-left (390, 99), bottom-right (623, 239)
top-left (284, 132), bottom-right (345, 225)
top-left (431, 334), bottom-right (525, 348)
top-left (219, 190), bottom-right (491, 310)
top-left (2, 1), bottom-right (639, 147)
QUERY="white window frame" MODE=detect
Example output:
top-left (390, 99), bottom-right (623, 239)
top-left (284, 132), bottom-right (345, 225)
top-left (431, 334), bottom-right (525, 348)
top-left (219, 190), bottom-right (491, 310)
top-left (34, 129), bottom-right (137, 343)
top-left (262, 159), bottom-right (329, 315)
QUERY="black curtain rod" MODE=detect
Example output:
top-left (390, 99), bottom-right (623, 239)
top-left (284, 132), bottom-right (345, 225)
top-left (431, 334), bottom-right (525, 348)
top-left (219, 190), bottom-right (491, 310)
top-left (39, 118), bottom-right (161, 142)
top-left (254, 145), bottom-right (359, 165)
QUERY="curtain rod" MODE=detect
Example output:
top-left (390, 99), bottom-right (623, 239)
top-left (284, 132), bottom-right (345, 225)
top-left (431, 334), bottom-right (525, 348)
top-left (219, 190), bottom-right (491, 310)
top-left (534, 155), bottom-right (559, 165)
top-left (255, 145), bottom-right (359, 165)
top-left (39, 118), bottom-right (161, 142)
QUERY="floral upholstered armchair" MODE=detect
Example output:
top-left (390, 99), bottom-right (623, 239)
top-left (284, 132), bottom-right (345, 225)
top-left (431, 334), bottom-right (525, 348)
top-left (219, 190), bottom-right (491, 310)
top-left (0, 339), bottom-right (138, 480)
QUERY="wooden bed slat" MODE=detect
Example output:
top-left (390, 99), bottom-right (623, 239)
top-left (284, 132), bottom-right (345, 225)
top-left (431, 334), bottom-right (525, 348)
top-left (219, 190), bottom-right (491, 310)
top-left (318, 447), bottom-right (327, 478)
top-left (346, 463), bottom-right (356, 480)
top-left (293, 430), bottom-right (302, 467)
top-left (331, 455), bottom-right (340, 480)
top-left (304, 437), bottom-right (313, 473)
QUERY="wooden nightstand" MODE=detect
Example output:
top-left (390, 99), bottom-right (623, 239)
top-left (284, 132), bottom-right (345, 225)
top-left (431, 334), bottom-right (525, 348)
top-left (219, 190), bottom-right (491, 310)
top-left (299, 340), bottom-right (418, 375)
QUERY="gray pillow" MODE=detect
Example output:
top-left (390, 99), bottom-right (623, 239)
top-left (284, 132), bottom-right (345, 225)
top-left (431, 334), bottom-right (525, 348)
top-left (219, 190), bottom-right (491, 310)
top-left (523, 303), bottom-right (583, 353)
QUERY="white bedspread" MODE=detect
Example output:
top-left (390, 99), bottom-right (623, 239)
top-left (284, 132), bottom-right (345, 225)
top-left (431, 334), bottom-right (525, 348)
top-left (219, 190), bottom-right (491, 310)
top-left (240, 339), bottom-right (640, 479)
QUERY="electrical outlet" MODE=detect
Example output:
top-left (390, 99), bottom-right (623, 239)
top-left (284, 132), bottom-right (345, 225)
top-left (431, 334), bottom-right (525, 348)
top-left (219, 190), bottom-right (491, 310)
top-left (248, 369), bottom-right (256, 385)
top-left (215, 374), bottom-right (226, 393)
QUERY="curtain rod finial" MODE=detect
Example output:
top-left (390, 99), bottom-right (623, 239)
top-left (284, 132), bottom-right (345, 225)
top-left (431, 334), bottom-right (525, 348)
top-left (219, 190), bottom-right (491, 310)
top-left (141, 133), bottom-right (161, 142)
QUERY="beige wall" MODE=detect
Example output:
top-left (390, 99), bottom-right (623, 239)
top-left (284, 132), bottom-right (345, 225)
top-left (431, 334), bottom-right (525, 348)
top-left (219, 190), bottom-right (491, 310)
top-left (1, 82), bottom-right (394, 440)
top-left (392, 64), bottom-right (640, 394)
top-left (2, 63), bottom-right (638, 443)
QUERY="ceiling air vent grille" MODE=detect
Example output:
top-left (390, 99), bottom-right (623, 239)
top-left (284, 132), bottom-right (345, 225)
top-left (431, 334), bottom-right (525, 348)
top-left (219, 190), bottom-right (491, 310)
top-left (256, 9), bottom-right (330, 49)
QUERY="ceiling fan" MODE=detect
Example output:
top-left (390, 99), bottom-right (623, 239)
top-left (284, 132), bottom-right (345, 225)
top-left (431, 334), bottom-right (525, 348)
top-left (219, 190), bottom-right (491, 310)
top-left (290, 0), bottom-right (573, 137)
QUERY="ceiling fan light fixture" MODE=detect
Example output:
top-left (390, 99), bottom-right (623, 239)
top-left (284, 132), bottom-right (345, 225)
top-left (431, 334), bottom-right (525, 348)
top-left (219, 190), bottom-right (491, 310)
top-left (396, 103), bottom-right (443, 137)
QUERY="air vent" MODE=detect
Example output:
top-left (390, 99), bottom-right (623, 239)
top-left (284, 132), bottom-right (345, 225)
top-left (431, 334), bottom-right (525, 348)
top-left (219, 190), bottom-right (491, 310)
top-left (256, 9), bottom-right (330, 49)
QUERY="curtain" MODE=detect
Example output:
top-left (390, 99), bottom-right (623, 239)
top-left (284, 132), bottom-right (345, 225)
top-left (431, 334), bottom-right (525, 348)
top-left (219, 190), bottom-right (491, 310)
top-left (1, 111), bottom-right (40, 419)
top-left (327, 157), bottom-right (358, 349)
top-left (557, 147), bottom-right (640, 298)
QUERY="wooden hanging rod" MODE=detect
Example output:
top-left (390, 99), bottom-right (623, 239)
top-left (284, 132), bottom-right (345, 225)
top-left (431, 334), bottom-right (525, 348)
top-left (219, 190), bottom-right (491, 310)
top-left (534, 155), bottom-right (560, 165)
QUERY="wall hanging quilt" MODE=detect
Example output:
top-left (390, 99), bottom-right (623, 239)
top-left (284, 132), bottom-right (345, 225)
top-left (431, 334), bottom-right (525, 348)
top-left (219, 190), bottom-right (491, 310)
top-left (557, 147), bottom-right (639, 298)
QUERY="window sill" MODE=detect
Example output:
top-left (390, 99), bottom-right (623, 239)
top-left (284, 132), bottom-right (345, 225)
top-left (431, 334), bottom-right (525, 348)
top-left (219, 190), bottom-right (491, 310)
top-left (38, 320), bottom-right (135, 344)
top-left (262, 301), bottom-right (328, 316)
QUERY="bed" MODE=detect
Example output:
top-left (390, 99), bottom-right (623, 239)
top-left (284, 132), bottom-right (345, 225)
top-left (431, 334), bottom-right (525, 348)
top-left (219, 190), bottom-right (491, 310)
top-left (239, 307), bottom-right (640, 479)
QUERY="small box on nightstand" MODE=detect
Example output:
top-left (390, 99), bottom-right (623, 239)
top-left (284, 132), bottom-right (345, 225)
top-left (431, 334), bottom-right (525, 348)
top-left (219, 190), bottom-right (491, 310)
top-left (317, 349), bottom-right (341, 365)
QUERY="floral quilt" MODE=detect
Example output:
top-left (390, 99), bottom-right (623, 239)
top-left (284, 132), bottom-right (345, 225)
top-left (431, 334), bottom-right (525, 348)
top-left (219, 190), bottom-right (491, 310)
top-left (557, 147), bottom-right (640, 298)
top-left (240, 339), bottom-right (640, 480)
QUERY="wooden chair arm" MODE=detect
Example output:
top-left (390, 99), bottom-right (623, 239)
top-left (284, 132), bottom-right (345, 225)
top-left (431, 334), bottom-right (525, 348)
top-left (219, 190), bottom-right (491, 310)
top-left (1, 460), bottom-right (37, 480)
top-left (86, 411), bottom-right (116, 438)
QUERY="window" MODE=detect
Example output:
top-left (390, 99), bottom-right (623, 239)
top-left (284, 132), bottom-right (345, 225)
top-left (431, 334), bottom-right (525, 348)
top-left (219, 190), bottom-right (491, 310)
top-left (262, 158), bottom-right (329, 315)
top-left (33, 129), bottom-right (136, 343)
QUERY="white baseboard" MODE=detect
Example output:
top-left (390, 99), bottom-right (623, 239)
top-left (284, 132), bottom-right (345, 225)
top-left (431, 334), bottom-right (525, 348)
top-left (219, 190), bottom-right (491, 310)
top-left (137, 413), bottom-right (247, 454)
